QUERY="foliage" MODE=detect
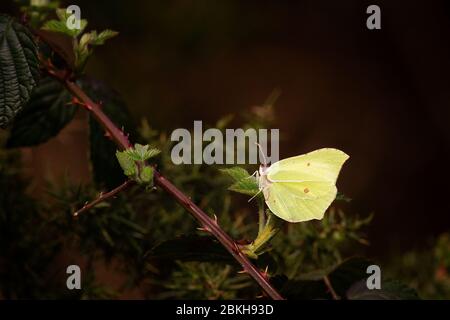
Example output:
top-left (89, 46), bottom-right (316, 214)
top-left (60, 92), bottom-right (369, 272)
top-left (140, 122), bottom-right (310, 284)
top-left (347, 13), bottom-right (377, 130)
top-left (6, 77), bottom-right (75, 147)
top-left (385, 233), bottom-right (450, 299)
top-left (0, 14), bottom-right (40, 128)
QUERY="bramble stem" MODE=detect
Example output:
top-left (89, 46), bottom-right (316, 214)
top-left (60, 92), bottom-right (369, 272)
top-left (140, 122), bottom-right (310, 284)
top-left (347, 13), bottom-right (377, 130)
top-left (44, 65), bottom-right (284, 300)
top-left (73, 180), bottom-right (135, 217)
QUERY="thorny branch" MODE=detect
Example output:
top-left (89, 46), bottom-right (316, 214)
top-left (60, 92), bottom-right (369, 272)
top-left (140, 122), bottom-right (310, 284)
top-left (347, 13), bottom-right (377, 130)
top-left (41, 58), bottom-right (284, 300)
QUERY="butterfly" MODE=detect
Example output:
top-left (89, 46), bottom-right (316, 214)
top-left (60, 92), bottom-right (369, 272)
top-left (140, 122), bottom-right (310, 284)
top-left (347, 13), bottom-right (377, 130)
top-left (256, 148), bottom-right (349, 223)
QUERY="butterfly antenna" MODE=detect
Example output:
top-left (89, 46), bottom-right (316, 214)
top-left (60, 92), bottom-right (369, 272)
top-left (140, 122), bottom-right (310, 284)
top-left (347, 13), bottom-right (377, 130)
top-left (248, 189), bottom-right (262, 203)
top-left (255, 142), bottom-right (268, 167)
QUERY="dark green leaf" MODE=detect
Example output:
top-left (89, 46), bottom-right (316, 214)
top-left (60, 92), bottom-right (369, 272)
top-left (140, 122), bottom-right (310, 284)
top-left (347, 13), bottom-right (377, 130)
top-left (81, 77), bottom-right (137, 189)
top-left (34, 30), bottom-right (76, 69)
top-left (6, 77), bottom-right (75, 148)
top-left (327, 257), bottom-right (374, 296)
top-left (272, 275), bottom-right (329, 300)
top-left (347, 279), bottom-right (420, 300)
top-left (146, 235), bottom-right (235, 264)
top-left (279, 257), bottom-right (374, 299)
top-left (0, 14), bottom-right (40, 128)
top-left (220, 167), bottom-right (259, 196)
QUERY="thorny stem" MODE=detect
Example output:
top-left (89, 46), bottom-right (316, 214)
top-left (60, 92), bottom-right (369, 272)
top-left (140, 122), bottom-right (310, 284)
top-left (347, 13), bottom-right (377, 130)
top-left (73, 180), bottom-right (135, 217)
top-left (44, 64), bottom-right (284, 300)
top-left (323, 275), bottom-right (339, 300)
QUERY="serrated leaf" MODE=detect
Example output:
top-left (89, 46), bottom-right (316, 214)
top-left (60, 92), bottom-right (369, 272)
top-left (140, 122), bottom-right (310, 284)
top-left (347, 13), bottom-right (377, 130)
top-left (220, 166), bottom-right (252, 181)
top-left (115, 150), bottom-right (136, 177)
top-left (82, 77), bottom-right (137, 189)
top-left (347, 279), bottom-right (420, 300)
top-left (132, 143), bottom-right (148, 160)
top-left (126, 143), bottom-right (160, 161)
top-left (146, 235), bottom-right (235, 264)
top-left (0, 14), bottom-right (40, 128)
top-left (220, 166), bottom-right (259, 196)
top-left (6, 77), bottom-right (75, 147)
top-left (229, 179), bottom-right (259, 196)
top-left (43, 8), bottom-right (87, 37)
top-left (42, 19), bottom-right (87, 38)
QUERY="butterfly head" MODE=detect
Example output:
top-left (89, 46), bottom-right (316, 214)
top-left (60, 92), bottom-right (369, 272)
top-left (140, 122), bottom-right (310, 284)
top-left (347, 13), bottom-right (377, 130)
top-left (259, 163), bottom-right (270, 176)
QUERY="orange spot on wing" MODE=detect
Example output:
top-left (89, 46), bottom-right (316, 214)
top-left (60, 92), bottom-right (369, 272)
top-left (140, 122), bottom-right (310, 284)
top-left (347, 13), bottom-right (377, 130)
top-left (304, 188), bottom-right (310, 193)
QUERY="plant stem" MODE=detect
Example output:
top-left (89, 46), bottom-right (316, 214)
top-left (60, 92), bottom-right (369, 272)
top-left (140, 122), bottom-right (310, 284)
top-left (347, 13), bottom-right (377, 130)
top-left (73, 180), bottom-right (135, 217)
top-left (46, 72), bottom-right (283, 300)
top-left (258, 197), bottom-right (266, 236)
top-left (323, 275), bottom-right (339, 300)
top-left (243, 212), bottom-right (279, 257)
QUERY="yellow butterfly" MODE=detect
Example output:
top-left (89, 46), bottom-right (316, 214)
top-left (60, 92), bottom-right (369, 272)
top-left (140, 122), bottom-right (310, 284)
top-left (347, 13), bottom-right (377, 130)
top-left (257, 148), bottom-right (349, 223)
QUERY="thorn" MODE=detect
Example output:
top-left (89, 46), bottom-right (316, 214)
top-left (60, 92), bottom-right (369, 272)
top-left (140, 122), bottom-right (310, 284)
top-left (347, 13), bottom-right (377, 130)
top-left (197, 227), bottom-right (210, 233)
top-left (237, 269), bottom-right (247, 274)
top-left (261, 266), bottom-right (270, 279)
top-left (71, 97), bottom-right (81, 105)
top-left (213, 214), bottom-right (218, 224)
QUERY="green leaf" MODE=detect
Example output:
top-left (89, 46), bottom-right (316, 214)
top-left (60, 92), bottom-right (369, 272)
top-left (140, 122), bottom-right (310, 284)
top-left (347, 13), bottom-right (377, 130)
top-left (115, 150), bottom-right (136, 177)
top-left (116, 144), bottom-right (160, 184)
top-left (6, 77), bottom-right (75, 148)
top-left (42, 8), bottom-right (87, 37)
top-left (220, 166), bottom-right (252, 181)
top-left (220, 167), bottom-right (259, 196)
top-left (125, 143), bottom-right (161, 162)
top-left (145, 235), bottom-right (235, 264)
top-left (82, 77), bottom-right (137, 189)
top-left (0, 14), bottom-right (40, 128)
top-left (347, 279), bottom-right (420, 300)
top-left (42, 19), bottom-right (87, 38)
top-left (138, 166), bottom-right (154, 185)
top-left (91, 29), bottom-right (118, 45)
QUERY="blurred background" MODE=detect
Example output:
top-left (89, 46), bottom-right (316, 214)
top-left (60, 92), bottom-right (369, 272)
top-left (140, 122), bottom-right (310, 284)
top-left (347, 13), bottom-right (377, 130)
top-left (2, 0), bottom-right (450, 259)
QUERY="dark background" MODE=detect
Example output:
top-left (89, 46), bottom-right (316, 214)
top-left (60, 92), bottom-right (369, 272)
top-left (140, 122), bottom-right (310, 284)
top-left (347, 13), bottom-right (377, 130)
top-left (2, 0), bottom-right (450, 258)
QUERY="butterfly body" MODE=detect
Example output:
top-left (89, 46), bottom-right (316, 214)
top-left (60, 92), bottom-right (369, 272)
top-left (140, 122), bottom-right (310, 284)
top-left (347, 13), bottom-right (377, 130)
top-left (257, 148), bottom-right (349, 223)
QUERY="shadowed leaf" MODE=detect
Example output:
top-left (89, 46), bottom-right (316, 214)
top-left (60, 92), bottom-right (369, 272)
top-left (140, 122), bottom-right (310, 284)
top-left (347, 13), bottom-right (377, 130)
top-left (6, 77), bottom-right (75, 148)
top-left (0, 14), bottom-right (40, 128)
top-left (146, 235), bottom-right (235, 264)
top-left (81, 77), bottom-right (137, 189)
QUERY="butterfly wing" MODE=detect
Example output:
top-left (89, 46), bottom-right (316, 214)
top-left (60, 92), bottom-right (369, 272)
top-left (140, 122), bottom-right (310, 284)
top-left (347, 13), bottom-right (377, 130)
top-left (264, 148), bottom-right (349, 222)
top-left (263, 181), bottom-right (337, 222)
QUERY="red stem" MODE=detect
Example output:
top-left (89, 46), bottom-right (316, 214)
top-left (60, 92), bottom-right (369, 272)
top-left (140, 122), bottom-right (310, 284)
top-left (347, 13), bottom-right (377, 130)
top-left (53, 74), bottom-right (283, 300)
top-left (73, 180), bottom-right (135, 217)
